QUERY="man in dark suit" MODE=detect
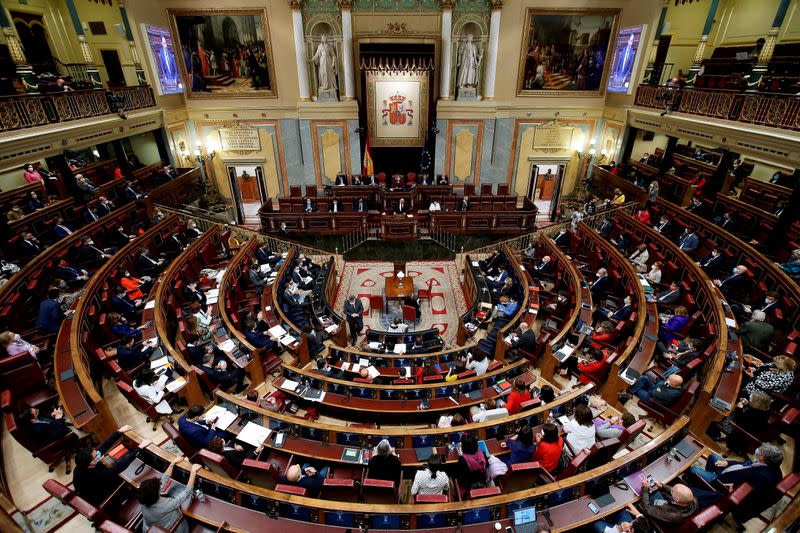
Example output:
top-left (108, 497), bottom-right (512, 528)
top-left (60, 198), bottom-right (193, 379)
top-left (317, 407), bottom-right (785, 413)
top-left (594, 295), bottom-right (633, 323)
top-left (183, 280), bottom-right (207, 307)
top-left (621, 373), bottom-right (683, 405)
top-left (654, 215), bottom-right (673, 237)
top-left (278, 222), bottom-right (289, 238)
top-left (553, 228), bottom-right (570, 249)
top-left (330, 198), bottom-right (342, 213)
top-left (248, 267), bottom-right (268, 294)
top-left (677, 228), bottom-right (700, 253)
top-left (137, 246), bottom-right (166, 274)
top-left (19, 232), bottom-right (43, 258)
top-left (335, 172), bottom-right (348, 186)
top-left (178, 405), bottom-right (227, 450)
top-left (717, 211), bottom-right (736, 233)
top-left (715, 265), bottom-right (748, 297)
top-left (78, 236), bottom-right (111, 266)
top-left (590, 268), bottom-right (610, 302)
top-left (200, 351), bottom-right (245, 392)
top-left (534, 255), bottom-right (553, 275)
top-left (110, 285), bottom-right (142, 319)
top-left (96, 197), bottom-right (115, 216)
top-left (37, 288), bottom-right (65, 334)
top-left (257, 245), bottom-right (280, 267)
top-left (479, 250), bottom-right (501, 275)
top-left (123, 181), bottom-right (143, 201)
top-left (291, 265), bottom-right (314, 290)
top-left (739, 291), bottom-right (780, 321)
top-left (486, 265), bottom-right (509, 290)
top-left (686, 443), bottom-right (783, 509)
top-left (510, 322), bottom-right (537, 356)
top-left (113, 334), bottom-right (151, 371)
top-left (598, 218), bottom-right (614, 238)
top-left (304, 198), bottom-right (317, 212)
top-left (83, 207), bottom-right (101, 223)
top-left (395, 199), bottom-right (408, 214)
top-left (165, 233), bottom-right (186, 256)
top-left (354, 198), bottom-right (368, 212)
top-left (184, 221), bottom-right (202, 242)
top-left (738, 310), bottom-right (774, 352)
top-left (697, 248), bottom-right (724, 276)
top-left (53, 217), bottom-right (74, 239)
top-left (457, 197), bottom-right (470, 211)
top-left (343, 294), bottom-right (364, 346)
top-left (656, 281), bottom-right (681, 304)
top-left (18, 406), bottom-right (70, 441)
top-left (73, 426), bottom-right (146, 505)
top-left (55, 260), bottom-right (88, 286)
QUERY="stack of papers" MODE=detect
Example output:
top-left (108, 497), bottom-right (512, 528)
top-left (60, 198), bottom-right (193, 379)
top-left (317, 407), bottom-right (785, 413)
top-left (150, 357), bottom-right (170, 370)
top-left (218, 339), bottom-right (236, 352)
top-left (393, 344), bottom-right (407, 354)
top-left (205, 405), bottom-right (237, 431)
top-left (279, 335), bottom-right (297, 346)
top-left (206, 288), bottom-right (220, 305)
top-left (144, 300), bottom-right (156, 310)
top-left (358, 358), bottom-right (369, 366)
top-left (236, 422), bottom-right (272, 447)
top-left (215, 270), bottom-right (226, 283)
top-left (165, 377), bottom-right (187, 393)
top-left (366, 366), bottom-right (380, 379)
top-left (368, 341), bottom-right (382, 350)
top-left (282, 379), bottom-right (300, 391)
top-left (268, 325), bottom-right (287, 337)
top-left (324, 324), bottom-right (338, 333)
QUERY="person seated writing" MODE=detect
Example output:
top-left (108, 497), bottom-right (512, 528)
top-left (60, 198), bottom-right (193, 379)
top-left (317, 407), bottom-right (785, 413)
top-left (562, 404), bottom-right (596, 453)
top-left (107, 334), bottom-right (153, 371)
top-left (133, 368), bottom-right (175, 415)
top-left (560, 346), bottom-right (609, 384)
top-left (178, 405), bottom-right (227, 449)
top-left (368, 439), bottom-right (402, 483)
top-left (595, 410), bottom-right (637, 440)
top-left (208, 436), bottom-right (263, 470)
top-left (500, 424), bottom-right (536, 466)
top-left (594, 295), bottom-right (633, 324)
top-left (508, 322), bottom-right (537, 358)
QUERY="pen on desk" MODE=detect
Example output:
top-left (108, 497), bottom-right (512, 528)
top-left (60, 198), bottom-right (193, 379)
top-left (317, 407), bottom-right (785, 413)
top-left (448, 396), bottom-right (459, 406)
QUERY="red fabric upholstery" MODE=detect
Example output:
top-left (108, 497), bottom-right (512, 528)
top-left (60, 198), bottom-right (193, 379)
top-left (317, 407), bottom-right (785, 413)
top-left (415, 493), bottom-right (449, 503)
top-left (468, 486), bottom-right (501, 499)
top-left (275, 484), bottom-right (307, 496)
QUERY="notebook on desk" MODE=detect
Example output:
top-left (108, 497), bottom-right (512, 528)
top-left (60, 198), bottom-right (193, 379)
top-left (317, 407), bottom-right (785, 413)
top-left (467, 389), bottom-right (483, 400)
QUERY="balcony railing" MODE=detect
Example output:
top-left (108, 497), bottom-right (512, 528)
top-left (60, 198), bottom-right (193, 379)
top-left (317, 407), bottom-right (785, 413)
top-left (634, 84), bottom-right (800, 132)
top-left (0, 85), bottom-right (156, 134)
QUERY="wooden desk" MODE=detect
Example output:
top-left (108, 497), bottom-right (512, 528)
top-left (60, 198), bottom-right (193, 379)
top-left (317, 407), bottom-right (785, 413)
top-left (385, 275), bottom-right (414, 300)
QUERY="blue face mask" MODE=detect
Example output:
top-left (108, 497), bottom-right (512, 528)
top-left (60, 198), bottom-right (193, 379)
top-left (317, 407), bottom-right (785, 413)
top-left (732, 268), bottom-right (738, 274)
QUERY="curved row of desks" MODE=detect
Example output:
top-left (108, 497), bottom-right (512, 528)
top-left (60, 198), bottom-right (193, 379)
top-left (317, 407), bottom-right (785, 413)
top-left (611, 212), bottom-right (742, 441)
top-left (61, 215), bottom-right (182, 440)
top-left (118, 416), bottom-right (701, 530)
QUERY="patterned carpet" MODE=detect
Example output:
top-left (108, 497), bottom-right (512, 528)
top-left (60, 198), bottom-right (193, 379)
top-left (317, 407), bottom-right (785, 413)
top-left (334, 261), bottom-right (467, 344)
top-left (12, 489), bottom-right (77, 533)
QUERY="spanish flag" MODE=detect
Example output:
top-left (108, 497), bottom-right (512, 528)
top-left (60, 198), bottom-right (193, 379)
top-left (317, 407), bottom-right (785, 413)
top-left (362, 138), bottom-right (374, 176)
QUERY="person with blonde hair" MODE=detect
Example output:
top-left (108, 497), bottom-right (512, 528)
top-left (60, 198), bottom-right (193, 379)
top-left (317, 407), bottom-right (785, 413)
top-left (629, 243), bottom-right (649, 273)
top-left (744, 355), bottom-right (796, 396)
top-left (0, 331), bottom-right (41, 360)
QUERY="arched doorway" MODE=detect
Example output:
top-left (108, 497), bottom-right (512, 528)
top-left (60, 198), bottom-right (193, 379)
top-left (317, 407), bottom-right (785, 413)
top-left (11, 12), bottom-right (56, 75)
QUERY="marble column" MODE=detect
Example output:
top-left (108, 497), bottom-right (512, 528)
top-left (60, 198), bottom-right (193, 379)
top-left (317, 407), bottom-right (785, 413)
top-left (440, 1), bottom-right (453, 100)
top-left (483, 0), bottom-right (502, 100)
top-left (643, 0), bottom-right (670, 86)
top-left (746, 0), bottom-right (791, 90)
top-left (290, 1), bottom-right (311, 101)
top-left (117, 0), bottom-right (146, 85)
top-left (341, 2), bottom-right (355, 100)
top-left (64, 0), bottom-right (102, 88)
top-left (0, 7), bottom-right (36, 93)
top-left (686, 0), bottom-right (721, 87)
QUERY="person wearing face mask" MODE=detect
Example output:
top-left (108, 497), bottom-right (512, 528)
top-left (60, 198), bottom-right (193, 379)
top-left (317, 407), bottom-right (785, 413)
top-left (590, 268), bottom-right (610, 302)
top-left (713, 264), bottom-right (748, 298)
top-left (554, 228), bottom-right (570, 249)
top-left (736, 291), bottom-right (780, 323)
top-left (594, 295), bottom-right (633, 324)
top-left (27, 191), bottom-right (45, 211)
top-left (78, 236), bottom-right (112, 266)
top-left (96, 196), bottom-right (115, 216)
top-left (697, 248), bottom-right (724, 276)
top-left (677, 227), bottom-right (699, 253)
top-left (184, 221), bottom-right (202, 241)
top-left (23, 163), bottom-right (44, 185)
top-left (73, 425), bottom-right (147, 505)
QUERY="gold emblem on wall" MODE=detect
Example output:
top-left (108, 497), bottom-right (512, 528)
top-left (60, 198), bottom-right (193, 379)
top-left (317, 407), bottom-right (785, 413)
top-left (383, 23), bottom-right (408, 35)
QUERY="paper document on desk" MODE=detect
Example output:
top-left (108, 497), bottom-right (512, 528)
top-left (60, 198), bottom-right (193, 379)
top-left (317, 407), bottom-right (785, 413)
top-left (282, 379), bottom-right (300, 392)
top-left (215, 270), bottom-right (226, 283)
top-left (340, 362), bottom-right (351, 372)
top-left (350, 364), bottom-right (361, 373)
top-left (557, 415), bottom-right (571, 426)
top-left (472, 261), bottom-right (479, 267)
top-left (393, 344), bottom-right (406, 354)
top-left (218, 339), bottom-right (236, 353)
top-left (725, 317), bottom-right (737, 329)
top-left (504, 335), bottom-right (515, 344)
top-left (325, 324), bottom-right (338, 333)
top-left (260, 264), bottom-right (272, 274)
top-left (366, 366), bottom-right (380, 379)
top-left (205, 406), bottom-right (237, 431)
top-left (150, 357), bottom-right (170, 370)
top-left (165, 378), bottom-right (186, 393)
top-left (368, 342), bottom-right (382, 350)
top-left (236, 422), bottom-right (272, 447)
top-left (359, 358), bottom-right (369, 367)
top-left (279, 335), bottom-right (296, 346)
top-left (269, 325), bottom-right (287, 338)
top-left (144, 300), bottom-right (156, 310)
top-left (207, 289), bottom-right (219, 298)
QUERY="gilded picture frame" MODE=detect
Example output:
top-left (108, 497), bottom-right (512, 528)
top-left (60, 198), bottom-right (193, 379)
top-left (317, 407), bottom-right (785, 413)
top-left (516, 8), bottom-right (620, 97)
top-left (167, 8), bottom-right (277, 99)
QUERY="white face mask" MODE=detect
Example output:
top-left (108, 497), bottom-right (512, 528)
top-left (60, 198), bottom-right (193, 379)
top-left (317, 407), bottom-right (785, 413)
top-left (14, 334), bottom-right (20, 341)
top-left (26, 167), bottom-right (33, 171)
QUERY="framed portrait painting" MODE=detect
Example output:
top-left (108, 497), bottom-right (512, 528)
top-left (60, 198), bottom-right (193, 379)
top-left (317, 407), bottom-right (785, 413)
top-left (517, 8), bottom-right (620, 96)
top-left (167, 8), bottom-right (277, 98)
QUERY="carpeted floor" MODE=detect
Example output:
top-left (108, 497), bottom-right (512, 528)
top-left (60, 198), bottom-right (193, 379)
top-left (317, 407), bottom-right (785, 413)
top-left (12, 488), bottom-right (77, 533)
top-left (334, 261), bottom-right (467, 344)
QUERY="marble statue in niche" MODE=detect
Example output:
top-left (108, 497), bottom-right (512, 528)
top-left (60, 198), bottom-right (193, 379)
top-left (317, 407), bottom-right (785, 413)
top-left (457, 34), bottom-right (481, 100)
top-left (312, 34), bottom-right (338, 101)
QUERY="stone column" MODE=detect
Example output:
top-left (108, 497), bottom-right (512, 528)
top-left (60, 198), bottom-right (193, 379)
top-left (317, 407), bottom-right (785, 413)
top-left (0, 7), bottom-right (36, 93)
top-left (642, 0), bottom-right (670, 86)
top-left (686, 0), bottom-right (721, 87)
top-left (290, 1), bottom-right (311, 101)
top-left (483, 0), bottom-right (502, 100)
top-left (746, 0), bottom-right (791, 91)
top-left (64, 0), bottom-right (102, 88)
top-left (440, 1), bottom-right (453, 100)
top-left (340, 1), bottom-right (355, 100)
top-left (117, 0), bottom-right (146, 85)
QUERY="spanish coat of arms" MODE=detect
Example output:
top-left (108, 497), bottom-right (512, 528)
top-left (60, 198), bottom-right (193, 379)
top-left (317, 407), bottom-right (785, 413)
top-left (381, 93), bottom-right (414, 126)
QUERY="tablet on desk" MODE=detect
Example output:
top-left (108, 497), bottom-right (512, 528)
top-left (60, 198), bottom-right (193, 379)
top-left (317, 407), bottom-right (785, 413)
top-left (513, 507), bottom-right (538, 533)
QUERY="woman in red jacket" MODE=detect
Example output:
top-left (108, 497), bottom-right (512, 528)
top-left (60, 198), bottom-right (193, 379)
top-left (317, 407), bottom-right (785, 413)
top-left (531, 423), bottom-right (564, 473)
top-left (577, 348), bottom-right (610, 384)
top-left (589, 321), bottom-right (615, 349)
top-left (636, 208), bottom-right (651, 224)
top-left (504, 379), bottom-right (531, 415)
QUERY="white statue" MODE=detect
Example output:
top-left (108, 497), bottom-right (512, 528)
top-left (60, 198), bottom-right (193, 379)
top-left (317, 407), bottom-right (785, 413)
top-left (457, 34), bottom-right (481, 88)
top-left (311, 34), bottom-right (338, 91)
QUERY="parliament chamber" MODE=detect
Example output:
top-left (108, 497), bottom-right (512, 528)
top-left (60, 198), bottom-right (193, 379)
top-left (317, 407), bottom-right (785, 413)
top-left (1, 0), bottom-right (800, 532)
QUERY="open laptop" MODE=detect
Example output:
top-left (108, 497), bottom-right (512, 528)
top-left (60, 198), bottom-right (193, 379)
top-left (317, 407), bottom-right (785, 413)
top-left (513, 507), bottom-right (538, 533)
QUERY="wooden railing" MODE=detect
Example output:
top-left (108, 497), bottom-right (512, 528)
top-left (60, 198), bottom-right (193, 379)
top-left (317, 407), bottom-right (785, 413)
top-left (635, 84), bottom-right (800, 132)
top-left (0, 86), bottom-right (155, 133)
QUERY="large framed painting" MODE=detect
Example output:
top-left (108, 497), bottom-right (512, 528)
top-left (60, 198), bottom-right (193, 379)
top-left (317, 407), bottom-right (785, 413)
top-left (142, 25), bottom-right (182, 95)
top-left (364, 62), bottom-right (431, 147)
top-left (517, 8), bottom-right (620, 96)
top-left (167, 9), bottom-right (277, 98)
top-left (607, 25), bottom-right (645, 94)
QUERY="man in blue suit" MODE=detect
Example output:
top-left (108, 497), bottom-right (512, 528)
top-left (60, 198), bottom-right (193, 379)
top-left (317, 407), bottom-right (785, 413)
top-left (686, 443), bottom-right (783, 508)
top-left (37, 288), bottom-right (65, 334)
top-left (677, 228), bottom-right (699, 254)
top-left (53, 217), bottom-right (74, 239)
top-left (486, 265), bottom-right (509, 290)
top-left (594, 295), bottom-right (633, 323)
top-left (19, 232), bottom-right (43, 258)
top-left (178, 405), bottom-right (227, 450)
top-left (697, 248), bottom-right (724, 275)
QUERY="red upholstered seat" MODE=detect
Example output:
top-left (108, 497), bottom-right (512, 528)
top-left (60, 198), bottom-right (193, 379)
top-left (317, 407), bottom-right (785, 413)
top-left (362, 478), bottom-right (398, 504)
top-left (275, 483), bottom-right (307, 496)
top-left (468, 486), bottom-right (501, 499)
top-left (321, 477), bottom-right (359, 502)
top-left (415, 493), bottom-right (449, 503)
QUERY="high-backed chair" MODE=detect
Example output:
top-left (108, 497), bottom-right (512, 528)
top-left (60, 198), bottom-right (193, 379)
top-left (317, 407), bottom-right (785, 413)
top-left (361, 478), bottom-right (399, 504)
top-left (240, 458), bottom-right (282, 490)
top-left (161, 421), bottom-right (199, 460)
top-left (196, 448), bottom-right (242, 479)
top-left (116, 380), bottom-right (172, 430)
top-left (5, 408), bottom-right (78, 473)
top-left (499, 461), bottom-right (554, 492)
top-left (638, 380), bottom-right (699, 426)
